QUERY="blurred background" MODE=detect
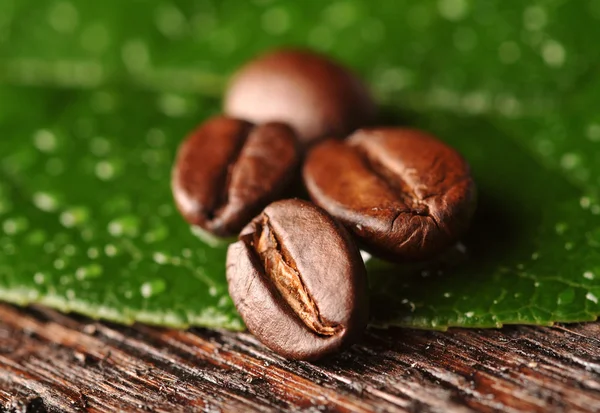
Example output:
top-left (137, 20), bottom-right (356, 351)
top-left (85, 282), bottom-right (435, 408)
top-left (1, 0), bottom-right (599, 191)
top-left (1, 0), bottom-right (599, 115)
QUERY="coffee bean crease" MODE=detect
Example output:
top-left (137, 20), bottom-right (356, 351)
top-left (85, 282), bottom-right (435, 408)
top-left (245, 216), bottom-right (341, 337)
top-left (172, 116), bottom-right (298, 236)
top-left (303, 128), bottom-right (476, 261)
top-left (207, 129), bottom-right (249, 221)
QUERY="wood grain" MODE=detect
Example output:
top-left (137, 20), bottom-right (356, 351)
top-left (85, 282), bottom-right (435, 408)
top-left (0, 303), bottom-right (598, 413)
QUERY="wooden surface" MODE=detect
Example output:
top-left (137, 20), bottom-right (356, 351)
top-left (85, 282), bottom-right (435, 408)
top-left (0, 304), bottom-right (598, 413)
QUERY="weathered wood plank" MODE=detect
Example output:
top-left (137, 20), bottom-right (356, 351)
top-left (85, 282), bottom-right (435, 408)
top-left (0, 304), bottom-right (598, 413)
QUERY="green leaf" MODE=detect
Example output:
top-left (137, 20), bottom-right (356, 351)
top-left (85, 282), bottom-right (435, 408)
top-left (0, 0), bottom-right (599, 330)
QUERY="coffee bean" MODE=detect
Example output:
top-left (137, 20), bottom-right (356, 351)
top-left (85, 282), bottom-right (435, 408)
top-left (224, 48), bottom-right (376, 147)
top-left (172, 116), bottom-right (299, 237)
top-left (226, 199), bottom-right (368, 360)
top-left (303, 128), bottom-right (477, 262)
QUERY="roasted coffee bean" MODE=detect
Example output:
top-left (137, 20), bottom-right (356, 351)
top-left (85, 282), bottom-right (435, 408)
top-left (172, 116), bottom-right (299, 237)
top-left (226, 199), bottom-right (368, 360)
top-left (303, 128), bottom-right (477, 262)
top-left (224, 48), bottom-right (376, 147)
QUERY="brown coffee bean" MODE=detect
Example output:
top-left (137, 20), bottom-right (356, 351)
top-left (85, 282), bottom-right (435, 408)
top-left (303, 128), bottom-right (477, 262)
top-left (172, 116), bottom-right (299, 237)
top-left (224, 48), bottom-right (376, 147)
top-left (226, 199), bottom-right (369, 360)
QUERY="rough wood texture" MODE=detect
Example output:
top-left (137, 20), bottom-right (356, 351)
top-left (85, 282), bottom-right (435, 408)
top-left (0, 304), bottom-right (598, 413)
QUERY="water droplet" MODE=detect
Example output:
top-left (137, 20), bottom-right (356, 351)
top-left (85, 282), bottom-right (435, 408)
top-left (261, 7), bottom-right (290, 35)
top-left (153, 252), bottom-right (169, 265)
top-left (48, 1), bottom-right (79, 33)
top-left (32, 273), bottom-right (45, 285)
top-left (146, 128), bottom-right (166, 147)
top-left (155, 4), bottom-right (186, 39)
top-left (580, 197), bottom-right (591, 209)
top-left (560, 153), bottom-right (580, 170)
top-left (557, 288), bottom-right (575, 305)
top-left (438, 0), bottom-right (469, 21)
top-left (54, 259), bottom-right (67, 270)
top-left (104, 244), bottom-right (118, 257)
top-left (141, 149), bottom-right (162, 166)
top-left (0, 199), bottom-right (10, 215)
top-left (95, 160), bottom-right (116, 181)
top-left (140, 279), bottom-right (166, 298)
top-left (27, 230), bottom-right (47, 246)
top-left (2, 217), bottom-right (27, 235)
top-left (81, 228), bottom-right (94, 242)
top-left (63, 244), bottom-right (77, 256)
top-left (542, 40), bottom-right (566, 68)
top-left (108, 215), bottom-right (139, 238)
top-left (33, 129), bottom-right (57, 153)
top-left (461, 91), bottom-right (490, 115)
top-left (495, 95), bottom-right (522, 118)
top-left (400, 298), bottom-right (416, 312)
top-left (157, 93), bottom-right (191, 117)
top-left (75, 263), bottom-right (103, 280)
top-left (586, 123), bottom-right (600, 142)
top-left (535, 137), bottom-right (554, 157)
top-left (105, 196), bottom-right (132, 214)
top-left (323, 2), bottom-right (358, 28)
top-left (586, 292), bottom-right (598, 304)
top-left (555, 222), bottom-right (568, 235)
top-left (33, 192), bottom-right (59, 212)
top-left (430, 88), bottom-right (460, 110)
top-left (122, 39), bottom-right (150, 72)
top-left (60, 206), bottom-right (89, 228)
top-left (80, 23), bottom-right (110, 53)
top-left (523, 6), bottom-right (547, 31)
top-left (375, 67), bottom-right (414, 93)
top-left (583, 271), bottom-right (595, 280)
top-left (143, 225), bottom-right (168, 244)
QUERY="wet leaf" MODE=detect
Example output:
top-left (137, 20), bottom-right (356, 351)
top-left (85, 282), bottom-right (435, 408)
top-left (0, 0), bottom-right (599, 330)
